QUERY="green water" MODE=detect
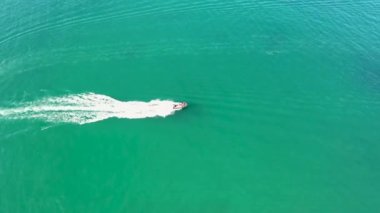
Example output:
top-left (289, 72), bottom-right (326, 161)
top-left (1, 0), bottom-right (380, 212)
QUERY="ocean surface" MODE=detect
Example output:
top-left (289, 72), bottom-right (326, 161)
top-left (1, 0), bottom-right (380, 212)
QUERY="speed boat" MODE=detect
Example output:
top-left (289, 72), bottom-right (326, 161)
top-left (173, 102), bottom-right (188, 110)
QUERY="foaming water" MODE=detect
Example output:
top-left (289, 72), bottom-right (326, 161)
top-left (0, 93), bottom-right (184, 125)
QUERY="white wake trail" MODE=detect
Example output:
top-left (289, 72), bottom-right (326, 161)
top-left (0, 93), bottom-right (184, 125)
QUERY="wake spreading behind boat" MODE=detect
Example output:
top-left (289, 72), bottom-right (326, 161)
top-left (173, 102), bottom-right (188, 110)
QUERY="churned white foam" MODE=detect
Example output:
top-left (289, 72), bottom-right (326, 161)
top-left (0, 93), bottom-right (183, 125)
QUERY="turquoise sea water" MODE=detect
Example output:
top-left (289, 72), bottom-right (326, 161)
top-left (1, 0), bottom-right (380, 212)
